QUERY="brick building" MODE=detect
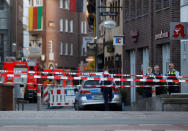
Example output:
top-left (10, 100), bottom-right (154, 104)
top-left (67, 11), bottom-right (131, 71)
top-left (0, 0), bottom-right (23, 66)
top-left (123, 0), bottom-right (180, 103)
top-left (29, 0), bottom-right (88, 69)
top-left (10, 0), bottom-right (23, 58)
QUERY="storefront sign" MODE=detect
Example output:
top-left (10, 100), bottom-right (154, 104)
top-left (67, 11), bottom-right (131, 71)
top-left (170, 22), bottom-right (188, 40)
top-left (155, 30), bottom-right (169, 40)
top-left (113, 36), bottom-right (124, 45)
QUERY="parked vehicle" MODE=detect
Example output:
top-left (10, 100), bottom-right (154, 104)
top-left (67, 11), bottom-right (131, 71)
top-left (3, 59), bottom-right (39, 102)
top-left (74, 76), bottom-right (122, 110)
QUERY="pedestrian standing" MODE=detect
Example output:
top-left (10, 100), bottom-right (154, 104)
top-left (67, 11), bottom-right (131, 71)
top-left (167, 63), bottom-right (180, 94)
top-left (144, 67), bottom-right (153, 98)
top-left (153, 65), bottom-right (166, 95)
top-left (101, 69), bottom-right (113, 111)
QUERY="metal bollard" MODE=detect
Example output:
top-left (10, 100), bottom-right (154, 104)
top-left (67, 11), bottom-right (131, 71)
top-left (152, 85), bottom-right (157, 111)
top-left (37, 85), bottom-right (41, 111)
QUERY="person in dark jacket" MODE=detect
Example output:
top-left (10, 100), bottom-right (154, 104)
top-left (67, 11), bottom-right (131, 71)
top-left (101, 69), bottom-right (113, 111)
top-left (153, 65), bottom-right (166, 95)
top-left (144, 67), bottom-right (153, 98)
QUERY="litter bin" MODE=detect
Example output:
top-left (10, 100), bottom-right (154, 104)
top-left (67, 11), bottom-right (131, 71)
top-left (0, 84), bottom-right (14, 111)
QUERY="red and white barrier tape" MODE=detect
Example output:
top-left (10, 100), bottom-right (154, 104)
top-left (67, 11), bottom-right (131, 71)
top-left (3, 74), bottom-right (188, 83)
top-left (0, 81), bottom-right (178, 88)
top-left (0, 70), bottom-right (187, 79)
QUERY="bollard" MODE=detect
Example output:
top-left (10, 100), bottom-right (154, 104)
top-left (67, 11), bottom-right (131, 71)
top-left (152, 85), bottom-right (157, 111)
top-left (37, 85), bottom-right (41, 111)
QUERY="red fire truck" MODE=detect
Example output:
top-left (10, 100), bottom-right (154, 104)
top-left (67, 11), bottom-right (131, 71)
top-left (3, 59), bottom-right (39, 102)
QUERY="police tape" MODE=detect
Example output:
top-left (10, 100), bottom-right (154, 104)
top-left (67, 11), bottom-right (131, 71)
top-left (1, 73), bottom-right (188, 83)
top-left (0, 69), bottom-right (187, 79)
top-left (0, 81), bottom-right (178, 88)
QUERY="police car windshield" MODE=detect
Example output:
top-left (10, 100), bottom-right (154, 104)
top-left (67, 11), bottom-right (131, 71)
top-left (84, 80), bottom-right (100, 87)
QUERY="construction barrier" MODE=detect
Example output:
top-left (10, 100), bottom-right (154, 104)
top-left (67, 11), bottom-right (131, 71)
top-left (49, 87), bottom-right (76, 107)
top-left (43, 85), bottom-right (50, 104)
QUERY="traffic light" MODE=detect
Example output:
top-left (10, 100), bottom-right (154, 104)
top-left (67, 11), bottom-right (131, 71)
top-left (87, 0), bottom-right (95, 14)
top-left (87, 0), bottom-right (96, 30)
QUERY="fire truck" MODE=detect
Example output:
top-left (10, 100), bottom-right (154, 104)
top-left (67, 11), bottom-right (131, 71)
top-left (3, 58), bottom-right (39, 102)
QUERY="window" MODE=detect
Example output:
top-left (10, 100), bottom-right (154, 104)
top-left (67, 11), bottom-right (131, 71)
top-left (84, 21), bottom-right (87, 34)
top-left (33, 0), bottom-right (43, 6)
top-left (137, 0), bottom-right (142, 16)
top-left (60, 42), bottom-right (63, 55)
top-left (65, 0), bottom-right (69, 9)
top-left (0, 0), bottom-right (4, 10)
top-left (143, 0), bottom-right (149, 14)
top-left (124, 0), bottom-right (129, 20)
top-left (60, 0), bottom-right (63, 8)
top-left (163, 0), bottom-right (169, 8)
top-left (70, 44), bottom-right (73, 56)
top-left (130, 0), bottom-right (135, 18)
top-left (70, 20), bottom-right (73, 33)
top-left (181, 0), bottom-right (188, 6)
top-left (49, 40), bottom-right (53, 53)
top-left (65, 19), bottom-right (68, 32)
top-left (60, 19), bottom-right (63, 32)
top-left (81, 22), bottom-right (84, 34)
top-left (155, 0), bottom-right (162, 10)
top-left (65, 43), bottom-right (68, 55)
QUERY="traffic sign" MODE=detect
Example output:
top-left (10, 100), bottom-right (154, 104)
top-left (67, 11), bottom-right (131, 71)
top-left (100, 12), bottom-right (118, 16)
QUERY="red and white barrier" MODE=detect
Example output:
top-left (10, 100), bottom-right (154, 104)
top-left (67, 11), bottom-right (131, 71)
top-left (43, 85), bottom-right (50, 104)
top-left (3, 74), bottom-right (188, 83)
top-left (1, 69), bottom-right (188, 79)
top-left (49, 87), bottom-right (76, 107)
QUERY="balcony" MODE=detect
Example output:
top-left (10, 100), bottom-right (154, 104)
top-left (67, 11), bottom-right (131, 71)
top-left (0, 10), bottom-right (8, 30)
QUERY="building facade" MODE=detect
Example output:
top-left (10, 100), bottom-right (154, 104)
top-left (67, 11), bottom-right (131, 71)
top-left (0, 0), bottom-right (10, 66)
top-left (104, 0), bottom-right (123, 74)
top-left (96, 0), bottom-right (123, 73)
top-left (180, 0), bottom-right (188, 93)
top-left (10, 0), bottom-right (23, 58)
top-left (123, 0), bottom-right (180, 103)
top-left (28, 0), bottom-right (88, 70)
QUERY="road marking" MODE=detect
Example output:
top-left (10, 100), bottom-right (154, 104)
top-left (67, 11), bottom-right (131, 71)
top-left (166, 130), bottom-right (188, 131)
top-left (115, 130), bottom-right (151, 131)
top-left (2, 125), bottom-right (38, 128)
top-left (139, 124), bottom-right (172, 126)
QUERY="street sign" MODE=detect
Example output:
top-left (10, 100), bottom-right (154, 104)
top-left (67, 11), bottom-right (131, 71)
top-left (102, 20), bottom-right (116, 29)
top-left (170, 22), bottom-right (188, 40)
top-left (100, 12), bottom-right (118, 16)
top-left (113, 36), bottom-right (124, 46)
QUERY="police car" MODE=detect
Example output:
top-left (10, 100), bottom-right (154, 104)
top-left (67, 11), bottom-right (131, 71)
top-left (74, 75), bottom-right (122, 110)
